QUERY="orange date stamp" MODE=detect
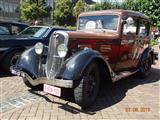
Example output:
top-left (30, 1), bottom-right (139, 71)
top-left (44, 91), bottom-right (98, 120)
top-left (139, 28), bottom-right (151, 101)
top-left (125, 107), bottom-right (151, 112)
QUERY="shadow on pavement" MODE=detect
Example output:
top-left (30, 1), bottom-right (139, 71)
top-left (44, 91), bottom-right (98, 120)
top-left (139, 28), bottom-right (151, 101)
top-left (28, 67), bottom-right (160, 114)
top-left (0, 71), bottom-right (13, 77)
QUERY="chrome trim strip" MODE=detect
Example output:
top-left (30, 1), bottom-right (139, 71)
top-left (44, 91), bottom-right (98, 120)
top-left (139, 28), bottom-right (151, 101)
top-left (0, 48), bottom-right (9, 51)
top-left (11, 67), bottom-right (73, 88)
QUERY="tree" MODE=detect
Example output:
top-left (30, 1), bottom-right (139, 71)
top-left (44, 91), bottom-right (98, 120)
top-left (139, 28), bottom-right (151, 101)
top-left (21, 0), bottom-right (47, 22)
top-left (121, 0), bottom-right (160, 29)
top-left (89, 0), bottom-right (160, 30)
top-left (73, 0), bottom-right (86, 18)
top-left (89, 1), bottom-right (121, 11)
top-left (53, 0), bottom-right (76, 26)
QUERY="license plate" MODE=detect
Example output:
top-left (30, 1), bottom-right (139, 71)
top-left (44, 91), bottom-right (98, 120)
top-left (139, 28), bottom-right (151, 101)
top-left (43, 84), bottom-right (61, 97)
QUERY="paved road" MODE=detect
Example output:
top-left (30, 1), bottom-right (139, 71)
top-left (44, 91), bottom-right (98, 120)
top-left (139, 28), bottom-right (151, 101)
top-left (0, 46), bottom-right (159, 120)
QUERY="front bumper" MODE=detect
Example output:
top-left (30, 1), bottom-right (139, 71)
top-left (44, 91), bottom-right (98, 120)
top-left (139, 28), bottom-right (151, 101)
top-left (10, 66), bottom-right (73, 88)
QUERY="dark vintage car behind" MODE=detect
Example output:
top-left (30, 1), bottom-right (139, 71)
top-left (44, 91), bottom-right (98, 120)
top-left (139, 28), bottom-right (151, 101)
top-left (0, 21), bottom-right (29, 37)
top-left (0, 26), bottom-right (68, 71)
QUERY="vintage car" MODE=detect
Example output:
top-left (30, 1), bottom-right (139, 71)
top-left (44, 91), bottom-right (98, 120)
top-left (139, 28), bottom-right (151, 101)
top-left (11, 10), bottom-right (158, 108)
top-left (0, 26), bottom-right (67, 72)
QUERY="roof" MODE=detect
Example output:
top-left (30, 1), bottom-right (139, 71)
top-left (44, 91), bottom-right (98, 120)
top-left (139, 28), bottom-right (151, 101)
top-left (79, 9), bottom-right (150, 20)
top-left (0, 21), bottom-right (29, 27)
top-left (29, 25), bottom-right (67, 30)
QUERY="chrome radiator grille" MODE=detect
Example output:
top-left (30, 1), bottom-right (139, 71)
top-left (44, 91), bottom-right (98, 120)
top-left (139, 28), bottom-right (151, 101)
top-left (46, 31), bottom-right (68, 80)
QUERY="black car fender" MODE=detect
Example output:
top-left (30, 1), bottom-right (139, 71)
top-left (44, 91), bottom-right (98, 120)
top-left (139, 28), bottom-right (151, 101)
top-left (16, 46), bottom-right (48, 78)
top-left (140, 46), bottom-right (154, 64)
top-left (57, 49), bottom-right (112, 88)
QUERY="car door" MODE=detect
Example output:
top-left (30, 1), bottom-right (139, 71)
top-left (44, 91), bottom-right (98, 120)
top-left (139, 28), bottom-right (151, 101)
top-left (132, 19), bottom-right (150, 68)
top-left (115, 16), bottom-right (139, 71)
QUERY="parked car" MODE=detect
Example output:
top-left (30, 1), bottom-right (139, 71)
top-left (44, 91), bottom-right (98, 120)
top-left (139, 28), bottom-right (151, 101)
top-left (11, 10), bottom-right (158, 108)
top-left (0, 26), bottom-right (67, 71)
top-left (0, 21), bottom-right (28, 37)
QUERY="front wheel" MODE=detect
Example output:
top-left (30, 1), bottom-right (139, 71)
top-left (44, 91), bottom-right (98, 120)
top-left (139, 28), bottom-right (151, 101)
top-left (74, 62), bottom-right (100, 108)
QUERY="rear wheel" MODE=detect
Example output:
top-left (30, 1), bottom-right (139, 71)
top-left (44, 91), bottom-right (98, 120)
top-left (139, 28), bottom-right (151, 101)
top-left (138, 54), bottom-right (152, 77)
top-left (2, 51), bottom-right (21, 72)
top-left (74, 62), bottom-right (100, 108)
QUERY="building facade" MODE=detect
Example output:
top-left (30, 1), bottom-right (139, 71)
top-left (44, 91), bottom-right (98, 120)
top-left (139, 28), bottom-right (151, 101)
top-left (46, 0), bottom-right (55, 8)
top-left (0, 0), bottom-right (20, 22)
top-left (43, 0), bottom-right (55, 24)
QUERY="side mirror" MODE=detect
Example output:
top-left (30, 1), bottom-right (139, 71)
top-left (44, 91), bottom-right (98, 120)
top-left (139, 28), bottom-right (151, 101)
top-left (126, 17), bottom-right (134, 25)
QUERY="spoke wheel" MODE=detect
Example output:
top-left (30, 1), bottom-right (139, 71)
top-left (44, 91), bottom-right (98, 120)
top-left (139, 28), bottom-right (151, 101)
top-left (74, 62), bottom-right (100, 108)
top-left (138, 54), bottom-right (152, 77)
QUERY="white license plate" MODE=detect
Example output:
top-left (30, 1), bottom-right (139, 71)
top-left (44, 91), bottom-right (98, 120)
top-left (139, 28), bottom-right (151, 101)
top-left (43, 84), bottom-right (61, 97)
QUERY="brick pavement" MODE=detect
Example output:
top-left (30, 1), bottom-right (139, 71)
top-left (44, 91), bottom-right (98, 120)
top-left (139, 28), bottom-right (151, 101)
top-left (0, 46), bottom-right (159, 120)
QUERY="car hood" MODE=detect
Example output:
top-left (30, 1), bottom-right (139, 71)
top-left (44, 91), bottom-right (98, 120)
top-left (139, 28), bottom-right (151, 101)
top-left (67, 30), bottom-right (119, 40)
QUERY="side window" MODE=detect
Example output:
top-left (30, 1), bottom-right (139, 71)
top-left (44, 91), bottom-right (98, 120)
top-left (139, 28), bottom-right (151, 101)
top-left (139, 20), bottom-right (149, 37)
top-left (12, 25), bottom-right (20, 34)
top-left (123, 17), bottom-right (138, 35)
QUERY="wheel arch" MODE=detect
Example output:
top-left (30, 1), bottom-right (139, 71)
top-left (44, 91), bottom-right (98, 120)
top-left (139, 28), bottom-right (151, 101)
top-left (140, 46), bottom-right (154, 64)
top-left (92, 58), bottom-right (112, 85)
top-left (57, 49), bottom-right (113, 88)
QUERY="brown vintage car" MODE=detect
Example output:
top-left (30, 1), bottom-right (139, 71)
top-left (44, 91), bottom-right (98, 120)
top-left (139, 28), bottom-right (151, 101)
top-left (11, 10), bottom-right (158, 108)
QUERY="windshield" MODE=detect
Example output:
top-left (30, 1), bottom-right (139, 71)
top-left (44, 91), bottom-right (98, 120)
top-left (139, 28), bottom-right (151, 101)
top-left (78, 15), bottom-right (119, 32)
top-left (19, 27), bottom-right (49, 37)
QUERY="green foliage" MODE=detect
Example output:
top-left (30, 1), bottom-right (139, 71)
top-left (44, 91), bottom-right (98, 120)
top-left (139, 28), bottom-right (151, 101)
top-left (88, 0), bottom-right (160, 30)
top-left (66, 26), bottom-right (77, 30)
top-left (21, 0), bottom-right (49, 22)
top-left (53, 0), bottom-right (76, 26)
top-left (121, 0), bottom-right (160, 30)
top-left (149, 39), bottom-right (158, 46)
top-left (73, 0), bottom-right (86, 18)
top-left (89, 2), bottom-right (118, 10)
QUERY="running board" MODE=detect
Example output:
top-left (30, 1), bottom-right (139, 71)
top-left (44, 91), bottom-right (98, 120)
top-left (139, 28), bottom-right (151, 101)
top-left (112, 69), bottom-right (139, 82)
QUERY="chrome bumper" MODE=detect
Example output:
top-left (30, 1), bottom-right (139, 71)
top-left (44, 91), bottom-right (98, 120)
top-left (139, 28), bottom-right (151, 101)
top-left (10, 66), bottom-right (73, 88)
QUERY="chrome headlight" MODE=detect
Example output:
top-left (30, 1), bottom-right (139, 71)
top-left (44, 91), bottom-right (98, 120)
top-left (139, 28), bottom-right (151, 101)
top-left (57, 44), bottom-right (68, 57)
top-left (34, 42), bottom-right (44, 55)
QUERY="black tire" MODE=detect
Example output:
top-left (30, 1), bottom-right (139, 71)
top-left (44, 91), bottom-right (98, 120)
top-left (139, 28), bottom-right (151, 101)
top-left (2, 51), bottom-right (21, 72)
top-left (138, 54), bottom-right (152, 78)
top-left (23, 78), bottom-right (42, 90)
top-left (74, 62), bottom-right (100, 108)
